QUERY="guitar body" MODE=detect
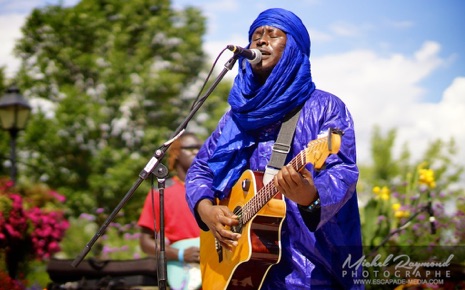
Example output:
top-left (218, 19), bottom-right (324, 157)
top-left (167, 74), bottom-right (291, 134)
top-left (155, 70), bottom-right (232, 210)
top-left (200, 170), bottom-right (286, 290)
top-left (167, 237), bottom-right (202, 290)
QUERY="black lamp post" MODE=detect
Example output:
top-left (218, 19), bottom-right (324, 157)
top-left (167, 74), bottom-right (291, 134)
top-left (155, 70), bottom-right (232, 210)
top-left (0, 86), bottom-right (31, 184)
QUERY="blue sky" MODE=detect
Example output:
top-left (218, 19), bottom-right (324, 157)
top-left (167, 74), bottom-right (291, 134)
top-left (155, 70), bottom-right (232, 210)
top-left (171, 0), bottom-right (464, 103)
top-left (1, 0), bottom-right (465, 174)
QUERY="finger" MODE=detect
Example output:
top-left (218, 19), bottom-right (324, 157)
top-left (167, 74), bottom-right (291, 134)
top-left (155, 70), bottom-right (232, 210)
top-left (213, 232), bottom-right (237, 252)
top-left (274, 173), bottom-right (286, 194)
top-left (212, 225), bottom-right (241, 248)
top-left (217, 226), bottom-right (241, 240)
top-left (219, 241), bottom-right (233, 252)
top-left (218, 238), bottom-right (238, 252)
top-left (300, 168), bottom-right (313, 180)
top-left (218, 214), bottom-right (240, 227)
top-left (220, 207), bottom-right (240, 220)
top-left (280, 165), bottom-right (300, 184)
top-left (285, 164), bottom-right (306, 184)
top-left (275, 168), bottom-right (294, 193)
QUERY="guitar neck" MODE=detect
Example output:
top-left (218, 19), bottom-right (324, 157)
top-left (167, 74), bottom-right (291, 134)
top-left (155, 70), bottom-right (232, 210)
top-left (241, 150), bottom-right (307, 224)
top-left (240, 130), bottom-right (338, 224)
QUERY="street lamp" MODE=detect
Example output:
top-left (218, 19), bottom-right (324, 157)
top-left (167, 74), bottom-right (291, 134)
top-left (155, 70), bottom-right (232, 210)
top-left (0, 86), bottom-right (31, 184)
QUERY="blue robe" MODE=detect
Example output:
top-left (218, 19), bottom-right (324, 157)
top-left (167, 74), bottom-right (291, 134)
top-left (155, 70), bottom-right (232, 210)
top-left (186, 89), bottom-right (363, 289)
top-left (186, 8), bottom-right (364, 289)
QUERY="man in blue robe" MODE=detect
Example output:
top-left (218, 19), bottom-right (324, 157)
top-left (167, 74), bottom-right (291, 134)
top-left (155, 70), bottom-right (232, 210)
top-left (186, 8), bottom-right (364, 289)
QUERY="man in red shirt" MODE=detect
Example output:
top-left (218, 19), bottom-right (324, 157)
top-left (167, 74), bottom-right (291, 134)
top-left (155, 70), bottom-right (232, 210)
top-left (138, 132), bottom-right (202, 265)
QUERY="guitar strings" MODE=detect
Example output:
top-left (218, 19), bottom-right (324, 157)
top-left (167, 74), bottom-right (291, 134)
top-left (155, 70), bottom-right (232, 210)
top-left (232, 136), bottom-right (332, 223)
top-left (233, 143), bottom-right (313, 222)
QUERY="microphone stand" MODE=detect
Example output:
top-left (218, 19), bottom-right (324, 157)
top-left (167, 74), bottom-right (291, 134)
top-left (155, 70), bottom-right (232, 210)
top-left (71, 55), bottom-right (238, 290)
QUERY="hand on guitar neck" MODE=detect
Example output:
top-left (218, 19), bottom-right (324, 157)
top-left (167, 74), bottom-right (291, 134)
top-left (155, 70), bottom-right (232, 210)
top-left (273, 165), bottom-right (318, 207)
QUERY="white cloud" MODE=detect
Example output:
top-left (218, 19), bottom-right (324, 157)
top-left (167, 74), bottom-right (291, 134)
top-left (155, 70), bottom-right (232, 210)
top-left (396, 76), bottom-right (465, 162)
top-left (0, 13), bottom-right (26, 78)
top-left (312, 41), bottom-right (465, 167)
top-left (308, 28), bottom-right (334, 43)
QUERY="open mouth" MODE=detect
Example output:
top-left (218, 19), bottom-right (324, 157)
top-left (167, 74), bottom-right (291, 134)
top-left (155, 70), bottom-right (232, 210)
top-left (259, 49), bottom-right (271, 56)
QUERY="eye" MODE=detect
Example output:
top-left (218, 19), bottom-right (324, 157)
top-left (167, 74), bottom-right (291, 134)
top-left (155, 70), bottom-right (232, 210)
top-left (269, 28), bottom-right (285, 38)
top-left (252, 33), bottom-right (262, 41)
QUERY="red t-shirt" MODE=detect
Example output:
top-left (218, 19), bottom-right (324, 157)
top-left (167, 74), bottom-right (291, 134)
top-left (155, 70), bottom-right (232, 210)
top-left (137, 177), bottom-right (200, 243)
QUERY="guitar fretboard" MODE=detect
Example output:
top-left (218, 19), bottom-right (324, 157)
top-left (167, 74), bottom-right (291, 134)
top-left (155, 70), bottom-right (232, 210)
top-left (240, 137), bottom-right (328, 223)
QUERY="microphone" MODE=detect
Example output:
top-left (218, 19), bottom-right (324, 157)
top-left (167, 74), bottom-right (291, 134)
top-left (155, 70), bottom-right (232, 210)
top-left (227, 45), bottom-right (262, 64)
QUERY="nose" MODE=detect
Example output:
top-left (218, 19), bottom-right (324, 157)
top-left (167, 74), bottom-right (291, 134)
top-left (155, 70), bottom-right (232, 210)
top-left (256, 36), bottom-right (268, 47)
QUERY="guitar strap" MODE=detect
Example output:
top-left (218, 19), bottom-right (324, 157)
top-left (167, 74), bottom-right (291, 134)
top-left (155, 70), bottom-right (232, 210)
top-left (263, 106), bottom-right (302, 185)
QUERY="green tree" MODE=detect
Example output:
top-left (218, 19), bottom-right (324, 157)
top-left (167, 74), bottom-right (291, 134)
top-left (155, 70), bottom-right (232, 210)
top-left (9, 0), bottom-right (230, 223)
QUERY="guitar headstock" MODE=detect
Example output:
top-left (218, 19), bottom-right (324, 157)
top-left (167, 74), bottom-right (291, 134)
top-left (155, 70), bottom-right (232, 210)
top-left (305, 128), bottom-right (343, 170)
top-left (327, 128), bottom-right (343, 154)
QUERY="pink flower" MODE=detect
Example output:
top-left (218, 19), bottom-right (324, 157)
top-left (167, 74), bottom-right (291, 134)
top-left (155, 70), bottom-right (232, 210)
top-left (1, 178), bottom-right (68, 261)
top-left (49, 190), bottom-right (66, 202)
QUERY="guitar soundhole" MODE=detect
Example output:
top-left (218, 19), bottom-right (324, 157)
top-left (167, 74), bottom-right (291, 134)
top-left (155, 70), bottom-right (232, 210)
top-left (231, 206), bottom-right (243, 234)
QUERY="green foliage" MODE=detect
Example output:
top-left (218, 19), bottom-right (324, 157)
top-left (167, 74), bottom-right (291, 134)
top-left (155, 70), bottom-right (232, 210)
top-left (9, 0), bottom-right (229, 224)
top-left (363, 125), bottom-right (400, 183)
top-left (58, 211), bottom-right (141, 260)
top-left (21, 260), bottom-right (50, 289)
top-left (358, 127), bottom-right (465, 289)
top-left (359, 127), bottom-right (465, 252)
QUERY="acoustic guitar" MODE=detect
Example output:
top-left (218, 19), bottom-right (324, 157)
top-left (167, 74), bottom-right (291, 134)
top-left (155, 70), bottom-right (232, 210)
top-left (199, 128), bottom-right (343, 290)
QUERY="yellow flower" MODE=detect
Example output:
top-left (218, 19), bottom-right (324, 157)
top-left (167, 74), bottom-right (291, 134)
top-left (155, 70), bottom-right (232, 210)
top-left (392, 203), bottom-right (401, 211)
top-left (372, 186), bottom-right (390, 200)
top-left (394, 210), bottom-right (410, 218)
top-left (380, 186), bottom-right (390, 200)
top-left (392, 202), bottom-right (410, 219)
top-left (418, 168), bottom-right (436, 188)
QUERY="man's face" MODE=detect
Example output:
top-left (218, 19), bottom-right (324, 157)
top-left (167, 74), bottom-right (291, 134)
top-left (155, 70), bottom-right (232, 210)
top-left (178, 135), bottom-right (202, 171)
top-left (249, 25), bottom-right (287, 80)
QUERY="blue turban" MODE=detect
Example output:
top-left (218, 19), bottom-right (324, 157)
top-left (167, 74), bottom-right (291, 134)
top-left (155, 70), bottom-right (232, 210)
top-left (208, 8), bottom-right (316, 196)
top-left (248, 8), bottom-right (311, 57)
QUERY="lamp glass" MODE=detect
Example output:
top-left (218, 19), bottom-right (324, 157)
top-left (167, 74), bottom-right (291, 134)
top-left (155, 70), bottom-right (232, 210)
top-left (0, 105), bottom-right (31, 131)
